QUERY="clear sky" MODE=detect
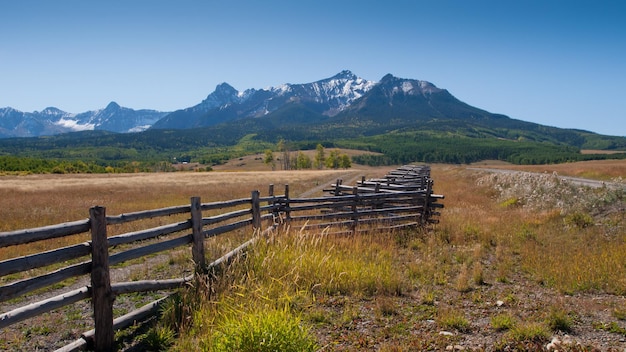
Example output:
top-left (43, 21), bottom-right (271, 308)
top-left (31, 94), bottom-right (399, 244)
top-left (1, 0), bottom-right (625, 136)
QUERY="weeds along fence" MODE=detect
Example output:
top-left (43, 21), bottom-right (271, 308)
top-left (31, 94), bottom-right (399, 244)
top-left (0, 164), bottom-right (443, 351)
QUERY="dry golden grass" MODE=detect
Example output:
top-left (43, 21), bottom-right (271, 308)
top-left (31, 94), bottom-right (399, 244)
top-left (0, 168), bottom-right (386, 261)
top-left (168, 163), bottom-right (626, 350)
top-left (2, 161), bottom-right (625, 350)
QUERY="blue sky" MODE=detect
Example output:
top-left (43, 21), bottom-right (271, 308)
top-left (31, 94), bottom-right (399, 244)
top-left (1, 0), bottom-right (625, 136)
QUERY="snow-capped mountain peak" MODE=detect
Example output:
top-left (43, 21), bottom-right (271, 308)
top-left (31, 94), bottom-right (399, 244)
top-left (1, 70), bottom-right (449, 137)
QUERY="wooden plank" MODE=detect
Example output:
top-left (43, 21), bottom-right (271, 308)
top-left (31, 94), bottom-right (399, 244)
top-left (0, 261), bottom-right (91, 303)
top-left (289, 205), bottom-right (422, 223)
top-left (111, 278), bottom-right (187, 295)
top-left (54, 338), bottom-right (87, 352)
top-left (107, 221), bottom-right (191, 247)
top-left (258, 195), bottom-right (285, 203)
top-left (0, 219), bottom-right (90, 248)
top-left (109, 235), bottom-right (192, 267)
top-left (200, 197), bottom-right (251, 211)
top-left (0, 286), bottom-right (90, 329)
top-left (105, 205), bottom-right (190, 225)
top-left (288, 200), bottom-right (354, 212)
top-left (202, 208), bottom-right (251, 226)
top-left (203, 219), bottom-right (252, 238)
top-left (0, 242), bottom-right (91, 277)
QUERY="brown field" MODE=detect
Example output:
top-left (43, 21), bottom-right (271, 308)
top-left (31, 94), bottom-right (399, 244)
top-left (0, 168), bottom-right (386, 258)
top-left (1, 159), bottom-right (625, 351)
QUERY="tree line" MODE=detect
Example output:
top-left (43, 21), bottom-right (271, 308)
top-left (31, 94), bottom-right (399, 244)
top-left (263, 142), bottom-right (351, 170)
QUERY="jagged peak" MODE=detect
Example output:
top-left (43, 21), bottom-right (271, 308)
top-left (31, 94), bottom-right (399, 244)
top-left (330, 70), bottom-right (357, 80)
top-left (0, 106), bottom-right (20, 113)
top-left (105, 101), bottom-right (121, 110)
top-left (42, 106), bottom-right (62, 111)
top-left (377, 74), bottom-right (443, 95)
top-left (214, 82), bottom-right (238, 93)
top-left (380, 73), bottom-right (396, 82)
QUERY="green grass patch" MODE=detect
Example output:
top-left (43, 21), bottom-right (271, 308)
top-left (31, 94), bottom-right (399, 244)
top-left (491, 313), bottom-right (516, 332)
top-left (210, 308), bottom-right (317, 352)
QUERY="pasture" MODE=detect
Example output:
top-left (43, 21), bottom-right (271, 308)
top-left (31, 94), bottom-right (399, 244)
top-left (1, 161), bottom-right (625, 351)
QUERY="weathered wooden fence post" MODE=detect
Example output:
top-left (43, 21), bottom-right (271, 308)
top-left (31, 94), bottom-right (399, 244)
top-left (268, 184), bottom-right (277, 226)
top-left (251, 190), bottom-right (261, 230)
top-left (89, 206), bottom-right (114, 352)
top-left (190, 197), bottom-right (206, 274)
top-left (351, 186), bottom-right (359, 233)
top-left (334, 179), bottom-right (342, 196)
top-left (422, 179), bottom-right (433, 225)
top-left (284, 184), bottom-right (291, 223)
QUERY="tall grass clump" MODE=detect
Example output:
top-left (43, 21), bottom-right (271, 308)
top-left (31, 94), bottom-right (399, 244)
top-left (247, 228), bottom-right (407, 298)
top-left (210, 307), bottom-right (317, 352)
top-left (173, 227), bottom-right (409, 350)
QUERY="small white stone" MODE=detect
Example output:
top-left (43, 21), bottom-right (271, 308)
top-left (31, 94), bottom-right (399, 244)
top-left (496, 300), bottom-right (505, 307)
top-left (439, 331), bottom-right (454, 336)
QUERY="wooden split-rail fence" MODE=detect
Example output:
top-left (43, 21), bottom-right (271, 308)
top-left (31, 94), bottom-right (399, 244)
top-left (0, 165), bottom-right (443, 351)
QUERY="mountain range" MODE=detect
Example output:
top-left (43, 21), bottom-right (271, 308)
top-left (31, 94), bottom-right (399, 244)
top-left (1, 70), bottom-right (624, 154)
top-left (0, 70), bottom-right (555, 138)
top-left (2, 70), bottom-right (626, 171)
top-left (0, 102), bottom-right (167, 138)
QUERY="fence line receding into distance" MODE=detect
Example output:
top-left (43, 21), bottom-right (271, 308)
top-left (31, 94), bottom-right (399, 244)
top-left (0, 164), bottom-right (443, 352)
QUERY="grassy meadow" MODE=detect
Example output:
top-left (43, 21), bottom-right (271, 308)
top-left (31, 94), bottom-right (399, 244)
top-left (1, 160), bottom-right (625, 350)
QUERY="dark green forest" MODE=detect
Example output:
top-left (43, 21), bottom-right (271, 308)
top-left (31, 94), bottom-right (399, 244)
top-left (1, 118), bottom-right (625, 174)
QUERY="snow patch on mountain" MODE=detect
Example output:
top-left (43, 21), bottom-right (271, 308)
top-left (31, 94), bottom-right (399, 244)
top-left (55, 118), bottom-right (95, 131)
top-left (1, 70), bottom-right (449, 137)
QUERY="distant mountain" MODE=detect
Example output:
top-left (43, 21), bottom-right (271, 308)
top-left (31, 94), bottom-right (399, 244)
top-left (151, 70), bottom-right (375, 129)
top-left (2, 70), bottom-right (626, 169)
top-left (0, 102), bottom-right (168, 138)
top-left (0, 70), bottom-right (622, 153)
top-left (150, 71), bottom-right (556, 140)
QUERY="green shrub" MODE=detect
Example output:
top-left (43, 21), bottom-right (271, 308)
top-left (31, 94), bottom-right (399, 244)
top-left (141, 325), bottom-right (175, 351)
top-left (546, 307), bottom-right (574, 332)
top-left (506, 322), bottom-right (549, 343)
top-left (491, 313), bottom-right (515, 331)
top-left (437, 308), bottom-right (470, 332)
top-left (564, 212), bottom-right (594, 228)
top-left (211, 308), bottom-right (318, 352)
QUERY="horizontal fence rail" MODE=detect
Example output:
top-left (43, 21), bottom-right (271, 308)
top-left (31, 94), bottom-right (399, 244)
top-left (0, 164), bottom-right (443, 351)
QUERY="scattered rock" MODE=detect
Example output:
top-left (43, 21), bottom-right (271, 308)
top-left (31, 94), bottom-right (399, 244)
top-left (546, 335), bottom-right (577, 351)
top-left (439, 331), bottom-right (454, 336)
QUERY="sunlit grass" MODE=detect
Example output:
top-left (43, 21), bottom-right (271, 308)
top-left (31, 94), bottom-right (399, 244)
top-left (172, 227), bottom-right (408, 351)
top-left (3, 160), bottom-right (626, 349)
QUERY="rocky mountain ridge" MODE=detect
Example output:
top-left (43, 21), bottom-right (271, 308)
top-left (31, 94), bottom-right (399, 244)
top-left (0, 102), bottom-right (167, 138)
top-left (0, 70), bottom-right (460, 138)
